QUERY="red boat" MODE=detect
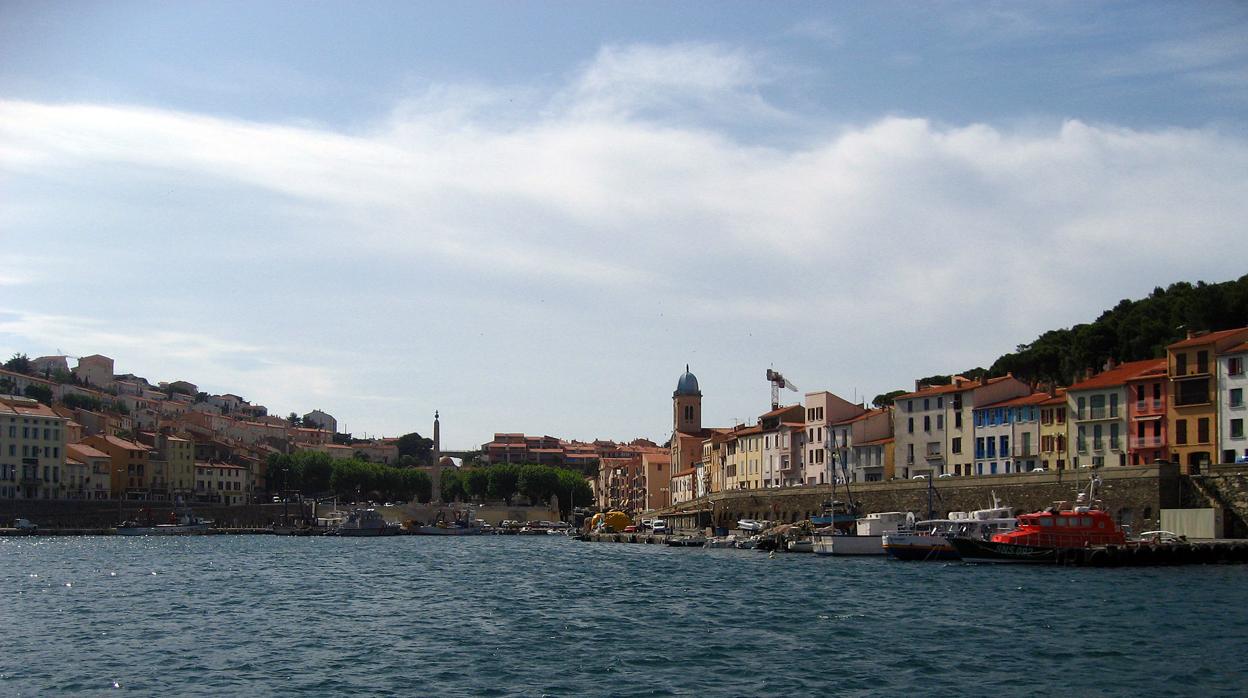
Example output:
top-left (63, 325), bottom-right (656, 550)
top-left (949, 478), bottom-right (1126, 563)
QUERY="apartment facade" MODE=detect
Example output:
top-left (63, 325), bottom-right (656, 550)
top-left (83, 434), bottom-right (153, 499)
top-left (972, 392), bottom-right (1045, 475)
top-left (1067, 359), bottom-right (1164, 469)
top-left (1126, 363), bottom-right (1169, 465)
top-left (802, 391), bottom-right (868, 485)
top-left (895, 375), bottom-right (1029, 479)
top-left (67, 443), bottom-right (113, 500)
top-left (1038, 390), bottom-right (1069, 471)
top-left (830, 408), bottom-right (894, 482)
top-left (1219, 341), bottom-right (1248, 463)
top-left (0, 396), bottom-right (69, 500)
top-left (1167, 328), bottom-right (1248, 470)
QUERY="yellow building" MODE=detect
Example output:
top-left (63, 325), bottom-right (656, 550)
top-left (194, 461), bottom-right (254, 506)
top-left (1, 396), bottom-right (69, 500)
top-left (1167, 328), bottom-right (1248, 470)
top-left (1038, 389), bottom-right (1069, 471)
top-left (82, 434), bottom-right (152, 499)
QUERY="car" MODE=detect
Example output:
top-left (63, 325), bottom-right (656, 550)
top-left (938, 473), bottom-right (956, 478)
top-left (651, 520), bottom-right (668, 535)
top-left (911, 475), bottom-right (928, 480)
top-left (1030, 467), bottom-right (1048, 473)
top-left (622, 525), bottom-right (638, 533)
top-left (14, 518), bottom-right (37, 533)
top-left (1139, 530), bottom-right (1182, 543)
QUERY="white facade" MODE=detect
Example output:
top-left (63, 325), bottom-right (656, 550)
top-left (0, 396), bottom-right (69, 500)
top-left (303, 409), bottom-right (338, 433)
top-left (1219, 347), bottom-right (1248, 463)
top-left (803, 391), bottom-right (867, 485)
top-left (1068, 386), bottom-right (1130, 468)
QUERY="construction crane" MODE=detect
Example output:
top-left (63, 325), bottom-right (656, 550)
top-left (766, 368), bottom-right (799, 410)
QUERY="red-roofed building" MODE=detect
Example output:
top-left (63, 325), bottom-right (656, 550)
top-left (82, 433), bottom-right (155, 499)
top-left (1167, 328), bottom-right (1248, 470)
top-left (803, 391), bottom-right (869, 484)
top-left (1126, 362), bottom-right (1169, 466)
top-left (1067, 359), bottom-right (1166, 469)
top-left (971, 392), bottom-right (1051, 475)
top-left (1, 395), bottom-right (69, 500)
top-left (1038, 389), bottom-right (1070, 470)
top-left (829, 407), bottom-right (894, 482)
top-left (894, 374), bottom-right (1030, 479)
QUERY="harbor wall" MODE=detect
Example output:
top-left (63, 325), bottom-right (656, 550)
top-left (1182, 465), bottom-right (1248, 538)
top-left (0, 500), bottom-right (290, 529)
top-left (656, 464), bottom-right (1184, 534)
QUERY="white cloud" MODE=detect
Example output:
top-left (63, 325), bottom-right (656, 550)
top-left (1, 41), bottom-right (1246, 442)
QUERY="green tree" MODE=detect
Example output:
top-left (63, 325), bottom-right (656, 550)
top-left (488, 464), bottom-right (520, 504)
top-left (464, 468), bottom-right (489, 501)
top-left (3, 353), bottom-right (31, 375)
top-left (555, 468), bottom-right (593, 515)
top-left (872, 389), bottom-right (907, 408)
top-left (0, 376), bottom-right (16, 395)
top-left (287, 412), bottom-right (302, 427)
top-left (397, 432), bottom-right (433, 463)
top-left (23, 383), bottom-right (53, 405)
top-left (440, 468), bottom-right (466, 502)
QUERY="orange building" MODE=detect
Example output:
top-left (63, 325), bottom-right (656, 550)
top-left (1167, 328), bottom-right (1248, 470)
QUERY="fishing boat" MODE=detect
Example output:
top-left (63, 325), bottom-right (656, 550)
top-left (410, 509), bottom-right (486, 536)
top-left (948, 477), bottom-right (1125, 564)
top-left (813, 512), bottom-right (913, 556)
top-left (329, 508), bottom-right (400, 537)
top-left (116, 507), bottom-right (213, 536)
top-left (883, 495), bottom-right (1017, 561)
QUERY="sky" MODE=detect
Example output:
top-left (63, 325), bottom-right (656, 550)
top-left (2, 1), bottom-right (1247, 449)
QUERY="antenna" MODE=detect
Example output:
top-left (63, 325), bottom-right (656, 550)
top-left (765, 368), bottom-right (799, 410)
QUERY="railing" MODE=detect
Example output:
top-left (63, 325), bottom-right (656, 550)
top-left (1129, 435), bottom-right (1163, 448)
top-left (1089, 407), bottom-right (1107, 420)
top-left (1012, 444), bottom-right (1036, 458)
top-left (1134, 398), bottom-right (1165, 413)
top-left (925, 443), bottom-right (942, 459)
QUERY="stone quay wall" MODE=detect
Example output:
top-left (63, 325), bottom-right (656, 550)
top-left (0, 500), bottom-right (295, 529)
top-left (657, 464), bottom-right (1183, 534)
top-left (1184, 465), bottom-right (1248, 538)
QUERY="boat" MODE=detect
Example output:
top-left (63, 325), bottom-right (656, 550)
top-left (883, 495), bottom-right (1017, 561)
top-left (704, 535), bottom-right (738, 549)
top-left (410, 509), bottom-right (486, 536)
top-left (737, 519), bottom-right (766, 532)
top-left (786, 538), bottom-right (814, 553)
top-left (948, 477), bottom-right (1126, 564)
top-left (329, 508), bottom-right (400, 537)
top-left (116, 506), bottom-right (213, 536)
top-left (666, 533), bottom-right (707, 547)
top-left (734, 535), bottom-right (759, 550)
top-left (813, 511), bottom-right (913, 556)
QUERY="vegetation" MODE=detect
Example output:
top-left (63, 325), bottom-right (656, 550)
top-left (23, 384), bottom-right (53, 405)
top-left (265, 451), bottom-right (431, 503)
top-left (3, 353), bottom-right (31, 375)
top-left (62, 393), bottom-right (105, 411)
top-left (396, 432), bottom-right (433, 464)
top-left (871, 389), bottom-right (907, 408)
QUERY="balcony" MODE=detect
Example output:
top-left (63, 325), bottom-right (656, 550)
top-left (1130, 435), bottom-right (1164, 448)
top-left (1012, 443), bottom-right (1036, 458)
top-left (924, 443), bottom-right (942, 460)
top-left (1135, 399), bottom-right (1165, 415)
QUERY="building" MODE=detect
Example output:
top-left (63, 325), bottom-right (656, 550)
top-left (1067, 359), bottom-right (1164, 469)
top-left (670, 467), bottom-right (696, 505)
top-left (66, 443), bottom-right (113, 500)
top-left (1218, 340), bottom-right (1248, 464)
top-left (73, 354), bottom-right (115, 389)
top-left (829, 408), bottom-right (894, 483)
top-left (1167, 328), bottom-right (1248, 470)
top-left (972, 392), bottom-right (1047, 475)
top-left (803, 391), bottom-right (869, 485)
top-left (194, 461), bottom-right (254, 505)
top-left (0, 396), bottom-right (69, 500)
top-left (758, 404), bottom-right (805, 488)
top-left (82, 434), bottom-right (152, 500)
top-left (30, 355), bottom-right (70, 377)
top-left (894, 375), bottom-right (1030, 479)
top-left (1038, 389), bottom-right (1069, 471)
top-left (1126, 363), bottom-right (1169, 465)
top-left (303, 409), bottom-right (337, 433)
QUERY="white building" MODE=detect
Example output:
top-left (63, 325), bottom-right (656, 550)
top-left (802, 391), bottom-right (867, 485)
top-left (1219, 341), bottom-right (1248, 463)
top-left (972, 392), bottom-right (1047, 475)
top-left (830, 408), bottom-right (894, 483)
top-left (303, 409), bottom-right (338, 433)
top-left (73, 354), bottom-right (115, 390)
top-left (0, 396), bottom-right (69, 500)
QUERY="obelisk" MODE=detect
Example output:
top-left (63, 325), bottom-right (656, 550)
top-left (431, 410), bottom-right (442, 504)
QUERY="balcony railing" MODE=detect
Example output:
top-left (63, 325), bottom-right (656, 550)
top-left (1012, 444), bottom-right (1036, 458)
top-left (1129, 435), bottom-right (1163, 448)
top-left (1088, 407), bottom-right (1108, 420)
top-left (1135, 399), bottom-right (1164, 414)
top-left (925, 443), bottom-right (942, 459)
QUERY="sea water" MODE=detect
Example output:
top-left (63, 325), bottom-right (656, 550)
top-left (3, 535), bottom-right (1246, 696)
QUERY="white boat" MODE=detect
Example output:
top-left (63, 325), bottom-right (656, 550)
top-left (705, 535), bottom-right (738, 548)
top-left (330, 508), bottom-right (400, 537)
top-left (412, 509), bottom-right (486, 536)
top-left (786, 538), bottom-right (814, 553)
top-left (813, 511), bottom-right (913, 556)
top-left (734, 535), bottom-right (760, 550)
top-left (116, 510), bottom-right (213, 536)
top-left (884, 497), bottom-right (1017, 561)
top-left (737, 519), bottom-right (766, 532)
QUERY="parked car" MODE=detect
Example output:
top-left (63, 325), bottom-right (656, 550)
top-left (623, 525), bottom-right (638, 533)
top-left (911, 475), bottom-right (928, 480)
top-left (938, 473), bottom-right (956, 478)
top-left (651, 520), bottom-right (668, 535)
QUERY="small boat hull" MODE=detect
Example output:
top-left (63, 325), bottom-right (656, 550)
top-left (116, 522), bottom-right (212, 536)
top-left (948, 537), bottom-right (1063, 564)
top-left (813, 534), bottom-right (884, 556)
top-left (883, 533), bottom-right (959, 561)
top-left (411, 525), bottom-right (483, 536)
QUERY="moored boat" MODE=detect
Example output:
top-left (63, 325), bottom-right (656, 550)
top-left (330, 508), bottom-right (400, 537)
top-left (884, 496), bottom-right (1017, 561)
top-left (949, 478), bottom-right (1125, 564)
top-left (116, 507), bottom-right (213, 536)
top-left (814, 511), bottom-right (912, 556)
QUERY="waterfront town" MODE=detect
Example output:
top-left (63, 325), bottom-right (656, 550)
top-left (2, 324), bottom-right (1248, 522)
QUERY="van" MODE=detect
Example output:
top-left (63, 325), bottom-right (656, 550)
top-left (651, 520), bottom-right (668, 535)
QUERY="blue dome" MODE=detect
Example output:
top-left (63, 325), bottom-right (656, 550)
top-left (675, 365), bottom-right (701, 396)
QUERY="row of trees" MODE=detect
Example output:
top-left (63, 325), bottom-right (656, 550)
top-left (265, 452), bottom-right (592, 515)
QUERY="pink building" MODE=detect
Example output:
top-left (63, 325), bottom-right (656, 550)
top-left (1126, 362), bottom-right (1169, 465)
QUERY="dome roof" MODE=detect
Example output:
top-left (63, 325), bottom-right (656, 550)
top-left (674, 364), bottom-right (701, 396)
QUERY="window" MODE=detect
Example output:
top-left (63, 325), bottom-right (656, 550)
top-left (952, 437), bottom-right (961, 454)
top-left (1077, 396), bottom-right (1086, 419)
top-left (1231, 357), bottom-right (1245, 376)
top-left (936, 414), bottom-right (944, 430)
top-left (987, 438), bottom-right (996, 458)
top-left (908, 418), bottom-right (914, 434)
top-left (907, 400), bottom-right (913, 413)
top-left (923, 415), bottom-right (931, 432)
top-left (1137, 385), bottom-right (1145, 402)
top-left (923, 398), bottom-right (930, 411)
top-left (1176, 419), bottom-right (1188, 445)
top-left (1232, 388), bottom-right (1243, 408)
top-left (999, 435), bottom-right (1008, 457)
top-left (1197, 350), bottom-right (1209, 374)
top-left (955, 411), bottom-right (962, 429)
top-left (1057, 407), bottom-right (1066, 424)
top-left (1175, 379), bottom-right (1211, 406)
top-left (976, 438), bottom-right (985, 459)
top-left (1232, 419), bottom-right (1244, 439)
top-left (1197, 418), bottom-right (1210, 444)
top-left (1109, 394), bottom-right (1118, 418)
top-left (1110, 423), bottom-right (1120, 450)
top-left (937, 397), bottom-right (943, 409)
top-left (1176, 353), bottom-right (1187, 375)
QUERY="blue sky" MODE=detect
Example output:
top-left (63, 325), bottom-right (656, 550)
top-left (2, 2), bottom-right (1247, 448)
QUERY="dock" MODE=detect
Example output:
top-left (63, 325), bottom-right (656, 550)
top-left (0, 527), bottom-right (274, 536)
top-left (1053, 540), bottom-right (1248, 567)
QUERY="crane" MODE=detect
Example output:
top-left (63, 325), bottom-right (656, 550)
top-left (766, 368), bottom-right (799, 410)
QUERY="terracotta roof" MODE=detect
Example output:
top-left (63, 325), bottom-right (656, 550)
top-left (978, 392), bottom-right (1051, 410)
top-left (1039, 389), bottom-right (1068, 405)
top-left (1067, 359), bottom-right (1166, 392)
top-left (857, 436), bottom-right (895, 446)
top-left (759, 404), bottom-right (801, 419)
top-left (895, 375), bottom-right (1017, 400)
top-left (832, 408), bottom-right (884, 426)
top-left (1224, 341), bottom-right (1248, 356)
top-left (732, 426), bottom-right (763, 437)
top-left (94, 435), bottom-right (149, 451)
top-left (67, 443), bottom-right (109, 459)
top-left (1168, 327), bottom-right (1248, 350)
top-left (0, 398), bottom-right (64, 418)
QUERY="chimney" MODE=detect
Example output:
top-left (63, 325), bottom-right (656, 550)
top-left (1186, 328), bottom-right (1195, 340)
top-left (1104, 357), bottom-right (1117, 371)
top-left (1084, 367), bottom-right (1093, 381)
top-left (915, 380), bottom-right (923, 391)
top-left (979, 374), bottom-right (988, 386)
